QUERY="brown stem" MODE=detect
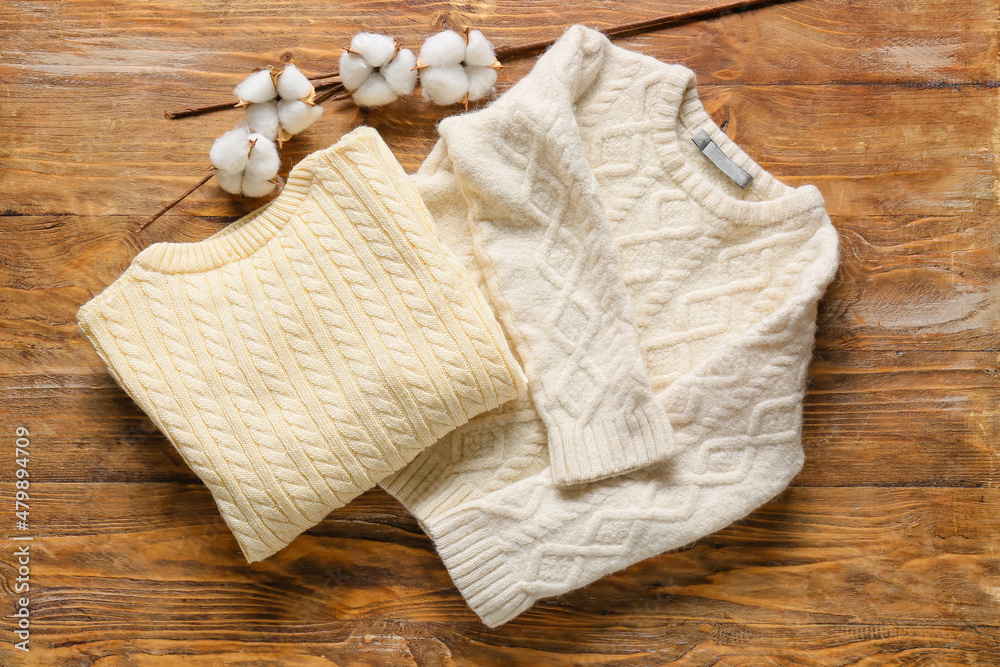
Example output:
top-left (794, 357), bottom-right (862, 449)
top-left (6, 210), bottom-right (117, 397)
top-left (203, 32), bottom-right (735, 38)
top-left (308, 70), bottom-right (340, 81)
top-left (495, 0), bottom-right (794, 59)
top-left (314, 87), bottom-right (352, 105)
top-left (165, 81), bottom-right (344, 119)
top-left (137, 173), bottom-right (214, 232)
top-left (165, 101), bottom-right (240, 120)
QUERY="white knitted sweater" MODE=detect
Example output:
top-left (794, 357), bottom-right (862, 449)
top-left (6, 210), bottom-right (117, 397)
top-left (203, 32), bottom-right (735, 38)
top-left (382, 25), bottom-right (839, 627)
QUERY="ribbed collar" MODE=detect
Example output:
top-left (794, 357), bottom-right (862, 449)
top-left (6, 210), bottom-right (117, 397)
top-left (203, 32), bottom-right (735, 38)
top-left (436, 25), bottom-right (824, 228)
top-left (134, 126), bottom-right (378, 274)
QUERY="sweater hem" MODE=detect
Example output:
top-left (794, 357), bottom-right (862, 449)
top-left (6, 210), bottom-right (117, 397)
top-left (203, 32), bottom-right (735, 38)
top-left (427, 507), bottom-right (537, 628)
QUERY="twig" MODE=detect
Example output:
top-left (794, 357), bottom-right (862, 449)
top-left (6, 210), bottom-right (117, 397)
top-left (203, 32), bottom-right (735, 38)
top-left (494, 0), bottom-right (794, 60)
top-left (137, 173), bottom-right (214, 232)
top-left (307, 71), bottom-right (341, 82)
top-left (165, 101), bottom-right (241, 120)
top-left (314, 87), bottom-right (351, 105)
top-left (165, 80), bottom-right (345, 119)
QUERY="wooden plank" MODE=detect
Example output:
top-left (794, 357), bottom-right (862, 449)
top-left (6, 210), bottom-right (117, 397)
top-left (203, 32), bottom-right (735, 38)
top-left (626, 0), bottom-right (1000, 85)
top-left (2, 485), bottom-right (998, 663)
top-left (0, 85), bottom-right (994, 218)
top-left (0, 0), bottom-right (995, 86)
top-left (4, 209), bottom-right (998, 378)
top-left (1, 349), bottom-right (998, 488)
top-left (0, 0), bottom-right (996, 218)
top-left (1, 204), bottom-right (998, 373)
top-left (800, 349), bottom-right (1000, 488)
top-left (818, 215), bottom-right (1000, 351)
top-left (3, 485), bottom-right (997, 624)
top-left (1, 624), bottom-right (998, 666)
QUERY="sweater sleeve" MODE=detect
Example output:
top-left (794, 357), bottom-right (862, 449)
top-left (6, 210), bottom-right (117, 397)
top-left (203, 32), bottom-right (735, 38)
top-left (437, 92), bottom-right (676, 486)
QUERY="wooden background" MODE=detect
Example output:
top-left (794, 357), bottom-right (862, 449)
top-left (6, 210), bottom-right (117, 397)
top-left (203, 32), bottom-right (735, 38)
top-left (1, 0), bottom-right (999, 664)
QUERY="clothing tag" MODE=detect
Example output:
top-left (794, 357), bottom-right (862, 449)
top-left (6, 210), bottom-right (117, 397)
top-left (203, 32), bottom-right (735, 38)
top-left (691, 129), bottom-right (753, 189)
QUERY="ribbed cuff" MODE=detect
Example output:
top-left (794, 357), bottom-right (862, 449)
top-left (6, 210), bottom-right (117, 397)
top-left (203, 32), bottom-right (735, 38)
top-left (548, 401), bottom-right (676, 487)
top-left (427, 506), bottom-right (537, 628)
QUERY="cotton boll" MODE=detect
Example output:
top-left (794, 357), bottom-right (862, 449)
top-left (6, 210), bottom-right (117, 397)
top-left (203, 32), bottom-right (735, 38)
top-left (419, 30), bottom-right (467, 67)
top-left (277, 98), bottom-right (323, 135)
top-left (420, 64), bottom-right (469, 105)
top-left (350, 32), bottom-right (396, 68)
top-left (382, 48), bottom-right (417, 96)
top-left (352, 73), bottom-right (397, 107)
top-left (234, 68), bottom-right (277, 104)
top-left (209, 124), bottom-right (251, 173)
top-left (244, 101), bottom-right (279, 141)
top-left (464, 30), bottom-right (496, 67)
top-left (245, 133), bottom-right (281, 181)
top-left (214, 169), bottom-right (244, 195)
top-left (339, 51), bottom-right (374, 92)
top-left (240, 175), bottom-right (277, 198)
top-left (466, 65), bottom-right (497, 101)
top-left (276, 63), bottom-right (314, 101)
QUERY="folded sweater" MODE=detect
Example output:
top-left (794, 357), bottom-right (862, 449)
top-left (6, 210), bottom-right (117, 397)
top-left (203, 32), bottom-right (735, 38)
top-left (77, 126), bottom-right (527, 563)
top-left (381, 25), bottom-right (840, 626)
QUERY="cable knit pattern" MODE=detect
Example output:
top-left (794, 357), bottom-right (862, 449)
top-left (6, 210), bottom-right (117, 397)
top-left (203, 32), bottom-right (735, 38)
top-left (441, 84), bottom-right (677, 486)
top-left (77, 126), bottom-right (527, 563)
top-left (381, 25), bottom-right (839, 627)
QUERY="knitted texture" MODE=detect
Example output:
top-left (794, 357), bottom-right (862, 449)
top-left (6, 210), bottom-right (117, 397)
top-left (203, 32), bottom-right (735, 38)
top-left (77, 126), bottom-right (527, 563)
top-left (381, 25), bottom-right (839, 626)
top-left (441, 63), bottom-right (677, 486)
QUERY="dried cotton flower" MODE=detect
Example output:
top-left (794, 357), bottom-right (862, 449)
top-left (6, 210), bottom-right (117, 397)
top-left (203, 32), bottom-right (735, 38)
top-left (352, 74), bottom-right (397, 108)
top-left (233, 68), bottom-right (277, 105)
top-left (339, 32), bottom-right (417, 107)
top-left (232, 64), bottom-right (322, 145)
top-left (418, 30), bottom-right (467, 67)
top-left (464, 29), bottom-right (497, 67)
top-left (244, 132), bottom-right (281, 180)
top-left (339, 52), bottom-right (374, 91)
top-left (349, 32), bottom-right (397, 68)
top-left (420, 64), bottom-right (468, 106)
top-left (244, 101), bottom-right (280, 141)
top-left (209, 123), bottom-right (281, 197)
top-left (209, 124), bottom-right (252, 173)
top-left (382, 48), bottom-right (418, 96)
top-left (239, 174), bottom-right (280, 198)
top-left (275, 63), bottom-right (314, 101)
top-left (277, 98), bottom-right (323, 136)
top-left (466, 65), bottom-right (498, 101)
top-left (417, 29), bottom-right (503, 105)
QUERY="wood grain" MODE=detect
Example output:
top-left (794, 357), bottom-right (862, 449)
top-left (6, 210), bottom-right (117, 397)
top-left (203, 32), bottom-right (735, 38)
top-left (1, 484), bottom-right (997, 662)
top-left (0, 85), bottom-right (995, 218)
top-left (2, 351), bottom-right (999, 489)
top-left (1, 0), bottom-right (999, 664)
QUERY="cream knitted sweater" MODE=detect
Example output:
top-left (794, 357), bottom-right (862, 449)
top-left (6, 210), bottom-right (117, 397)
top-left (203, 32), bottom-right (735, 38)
top-left (77, 126), bottom-right (526, 563)
top-left (382, 26), bottom-right (839, 626)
